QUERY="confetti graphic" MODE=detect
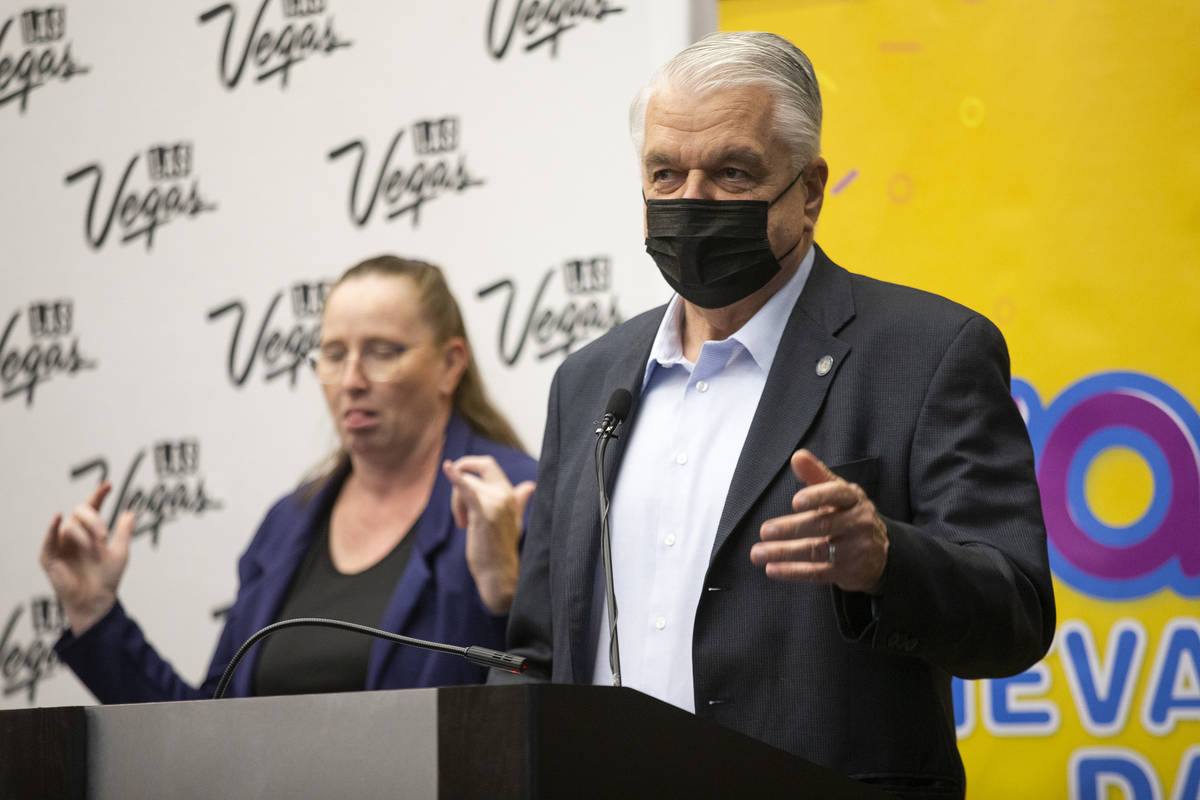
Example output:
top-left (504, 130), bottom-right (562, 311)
top-left (831, 169), bottom-right (858, 195)
top-left (959, 96), bottom-right (986, 128)
top-left (887, 172), bottom-right (914, 203)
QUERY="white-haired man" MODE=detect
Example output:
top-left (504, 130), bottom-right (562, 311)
top-left (504, 31), bottom-right (1055, 799)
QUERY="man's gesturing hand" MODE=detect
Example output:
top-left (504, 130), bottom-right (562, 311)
top-left (749, 449), bottom-right (888, 594)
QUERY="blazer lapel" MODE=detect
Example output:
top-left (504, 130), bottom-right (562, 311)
top-left (366, 415), bottom-right (468, 687)
top-left (230, 473), bottom-right (344, 697)
top-left (710, 246), bottom-right (856, 562)
top-left (563, 308), bottom-right (662, 681)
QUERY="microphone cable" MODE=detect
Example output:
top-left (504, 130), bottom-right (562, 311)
top-left (213, 617), bottom-right (525, 699)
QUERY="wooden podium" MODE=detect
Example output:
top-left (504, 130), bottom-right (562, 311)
top-left (1, 684), bottom-right (892, 799)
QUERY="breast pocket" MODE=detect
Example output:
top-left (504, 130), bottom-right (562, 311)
top-left (829, 456), bottom-right (880, 500)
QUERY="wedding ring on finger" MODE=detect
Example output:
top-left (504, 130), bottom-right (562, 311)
top-left (828, 542), bottom-right (837, 564)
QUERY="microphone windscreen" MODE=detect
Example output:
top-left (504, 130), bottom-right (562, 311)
top-left (605, 388), bottom-right (633, 423)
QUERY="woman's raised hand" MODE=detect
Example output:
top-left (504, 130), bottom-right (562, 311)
top-left (442, 456), bottom-right (536, 615)
top-left (39, 481), bottom-right (135, 636)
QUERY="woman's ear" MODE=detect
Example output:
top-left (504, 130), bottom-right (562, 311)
top-left (439, 337), bottom-right (469, 397)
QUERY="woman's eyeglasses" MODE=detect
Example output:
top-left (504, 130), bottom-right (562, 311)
top-left (307, 341), bottom-right (410, 384)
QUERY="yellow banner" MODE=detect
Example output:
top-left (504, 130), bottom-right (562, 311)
top-left (720, 1), bottom-right (1200, 797)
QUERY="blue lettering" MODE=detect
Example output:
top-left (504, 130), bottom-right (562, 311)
top-left (983, 664), bottom-right (1059, 736)
top-left (1170, 747), bottom-right (1200, 800)
top-left (1143, 620), bottom-right (1200, 735)
top-left (1060, 620), bottom-right (1146, 735)
top-left (952, 676), bottom-right (973, 736)
top-left (1071, 750), bottom-right (1159, 800)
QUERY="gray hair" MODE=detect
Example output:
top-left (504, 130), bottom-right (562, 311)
top-left (629, 31), bottom-right (822, 171)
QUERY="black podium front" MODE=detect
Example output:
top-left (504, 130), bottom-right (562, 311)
top-left (1, 684), bottom-right (892, 798)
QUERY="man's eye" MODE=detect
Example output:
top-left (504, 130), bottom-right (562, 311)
top-left (652, 169), bottom-right (675, 183)
top-left (721, 167), bottom-right (748, 180)
top-left (320, 348), bottom-right (346, 363)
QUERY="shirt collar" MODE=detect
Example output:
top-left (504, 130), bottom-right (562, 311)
top-left (642, 244), bottom-right (816, 387)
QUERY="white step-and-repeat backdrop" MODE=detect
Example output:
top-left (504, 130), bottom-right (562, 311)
top-left (0, 0), bottom-right (715, 708)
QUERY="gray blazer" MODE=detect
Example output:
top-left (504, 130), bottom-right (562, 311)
top-left (504, 245), bottom-right (1055, 799)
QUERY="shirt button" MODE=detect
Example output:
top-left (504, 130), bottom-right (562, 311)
top-left (696, 380), bottom-right (709, 393)
top-left (655, 617), bottom-right (667, 630)
top-left (675, 452), bottom-right (688, 465)
top-left (664, 533), bottom-right (677, 547)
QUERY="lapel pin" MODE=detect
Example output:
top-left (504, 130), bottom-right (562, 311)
top-left (816, 355), bottom-right (834, 376)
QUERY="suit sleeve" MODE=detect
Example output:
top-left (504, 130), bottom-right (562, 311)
top-left (494, 371), bottom-right (564, 683)
top-left (835, 314), bottom-right (1056, 678)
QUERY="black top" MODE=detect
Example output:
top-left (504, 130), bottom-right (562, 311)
top-left (253, 508), bottom-right (417, 696)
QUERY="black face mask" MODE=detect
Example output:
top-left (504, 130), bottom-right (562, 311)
top-left (643, 171), bottom-right (804, 309)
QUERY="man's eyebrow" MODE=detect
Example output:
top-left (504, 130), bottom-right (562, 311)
top-left (712, 147), bottom-right (768, 171)
top-left (642, 147), bottom-right (770, 172)
top-left (643, 151), bottom-right (675, 170)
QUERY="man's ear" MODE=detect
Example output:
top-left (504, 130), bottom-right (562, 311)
top-left (803, 156), bottom-right (829, 231)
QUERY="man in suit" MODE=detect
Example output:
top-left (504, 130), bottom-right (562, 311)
top-left (504, 31), bottom-right (1055, 797)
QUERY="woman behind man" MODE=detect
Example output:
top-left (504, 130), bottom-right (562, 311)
top-left (40, 255), bottom-right (537, 701)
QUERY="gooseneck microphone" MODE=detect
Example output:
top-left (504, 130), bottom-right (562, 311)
top-left (595, 388), bottom-right (632, 687)
top-left (212, 617), bottom-right (526, 699)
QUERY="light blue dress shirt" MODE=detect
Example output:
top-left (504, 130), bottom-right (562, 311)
top-left (591, 245), bottom-right (815, 712)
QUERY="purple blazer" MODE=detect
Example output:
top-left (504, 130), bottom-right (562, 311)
top-left (56, 414), bottom-right (537, 702)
